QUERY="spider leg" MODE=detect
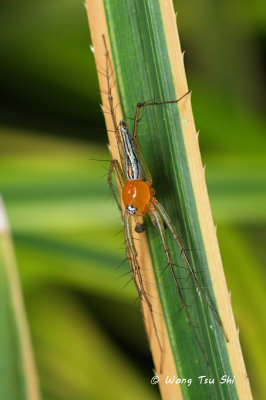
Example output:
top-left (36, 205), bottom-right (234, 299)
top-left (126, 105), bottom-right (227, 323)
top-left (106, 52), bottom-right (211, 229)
top-left (124, 213), bottom-right (152, 306)
top-left (108, 160), bottom-right (126, 211)
top-left (124, 212), bottom-right (164, 371)
top-left (132, 91), bottom-right (191, 140)
top-left (151, 199), bottom-right (229, 342)
top-left (130, 92), bottom-right (190, 185)
top-left (148, 207), bottom-right (210, 364)
top-left (102, 35), bottom-right (125, 166)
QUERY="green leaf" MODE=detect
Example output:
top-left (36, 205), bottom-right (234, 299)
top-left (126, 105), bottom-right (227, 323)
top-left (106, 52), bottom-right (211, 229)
top-left (0, 198), bottom-right (40, 400)
top-left (93, 0), bottom-right (243, 398)
top-left (27, 289), bottom-right (159, 400)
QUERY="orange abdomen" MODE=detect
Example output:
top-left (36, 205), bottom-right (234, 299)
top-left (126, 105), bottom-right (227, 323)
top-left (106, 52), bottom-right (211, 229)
top-left (122, 180), bottom-right (152, 216)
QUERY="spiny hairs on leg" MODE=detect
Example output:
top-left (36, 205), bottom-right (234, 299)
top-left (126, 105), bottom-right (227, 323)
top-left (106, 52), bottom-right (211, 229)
top-left (151, 199), bottom-right (229, 342)
top-left (124, 213), bottom-right (164, 372)
top-left (102, 35), bottom-right (121, 145)
top-left (149, 207), bottom-right (210, 365)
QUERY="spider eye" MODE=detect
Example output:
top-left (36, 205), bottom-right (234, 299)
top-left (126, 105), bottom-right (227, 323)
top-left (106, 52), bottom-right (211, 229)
top-left (125, 204), bottom-right (137, 215)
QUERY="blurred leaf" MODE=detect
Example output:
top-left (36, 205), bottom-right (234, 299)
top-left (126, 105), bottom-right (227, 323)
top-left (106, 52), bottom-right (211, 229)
top-left (219, 227), bottom-right (266, 400)
top-left (0, 199), bottom-right (40, 400)
top-left (27, 289), bottom-right (159, 400)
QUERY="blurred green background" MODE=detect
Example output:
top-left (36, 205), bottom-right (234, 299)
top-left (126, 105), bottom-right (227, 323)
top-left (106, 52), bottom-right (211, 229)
top-left (0, 0), bottom-right (265, 399)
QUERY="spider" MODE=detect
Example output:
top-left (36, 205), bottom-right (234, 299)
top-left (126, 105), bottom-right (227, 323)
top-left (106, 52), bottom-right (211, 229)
top-left (100, 35), bottom-right (227, 368)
